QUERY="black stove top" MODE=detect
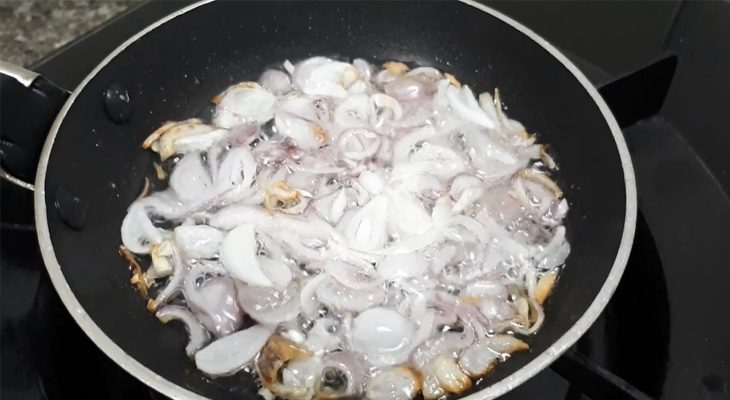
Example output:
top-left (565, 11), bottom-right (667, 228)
top-left (2, 2), bottom-right (728, 400)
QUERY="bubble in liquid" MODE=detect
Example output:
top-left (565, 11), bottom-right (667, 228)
top-left (104, 82), bottom-right (134, 124)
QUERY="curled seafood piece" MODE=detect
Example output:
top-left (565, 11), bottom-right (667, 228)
top-left (535, 271), bottom-right (558, 305)
top-left (366, 367), bottom-right (422, 400)
top-left (263, 181), bottom-right (310, 214)
top-left (419, 335), bottom-right (529, 397)
top-left (430, 354), bottom-right (472, 395)
top-left (257, 335), bottom-right (317, 400)
top-left (421, 372), bottom-right (445, 400)
top-left (143, 119), bottom-right (229, 161)
top-left (482, 334), bottom-right (530, 355)
top-left (316, 351), bottom-right (368, 399)
top-left (509, 287), bottom-right (547, 335)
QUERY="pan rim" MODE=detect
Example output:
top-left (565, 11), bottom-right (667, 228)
top-left (34, 1), bottom-right (637, 399)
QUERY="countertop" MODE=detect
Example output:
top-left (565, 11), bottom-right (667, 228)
top-left (0, 0), bottom-right (137, 67)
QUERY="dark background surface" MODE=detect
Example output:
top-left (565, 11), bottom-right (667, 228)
top-left (0, 0), bottom-right (135, 66)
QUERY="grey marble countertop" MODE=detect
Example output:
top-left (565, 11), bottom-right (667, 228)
top-left (0, 0), bottom-right (138, 67)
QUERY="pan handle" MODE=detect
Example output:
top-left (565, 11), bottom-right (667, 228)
top-left (0, 60), bottom-right (69, 191)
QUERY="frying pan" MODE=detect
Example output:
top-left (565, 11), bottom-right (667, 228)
top-left (0, 1), bottom-right (636, 399)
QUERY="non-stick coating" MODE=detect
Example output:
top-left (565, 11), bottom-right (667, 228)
top-left (42, 1), bottom-right (626, 398)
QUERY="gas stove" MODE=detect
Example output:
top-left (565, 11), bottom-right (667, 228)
top-left (2, 2), bottom-right (728, 400)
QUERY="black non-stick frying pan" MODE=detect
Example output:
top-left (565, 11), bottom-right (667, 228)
top-left (0, 1), bottom-right (636, 399)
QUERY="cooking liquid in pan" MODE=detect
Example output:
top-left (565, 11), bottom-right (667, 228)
top-left (119, 56), bottom-right (570, 399)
